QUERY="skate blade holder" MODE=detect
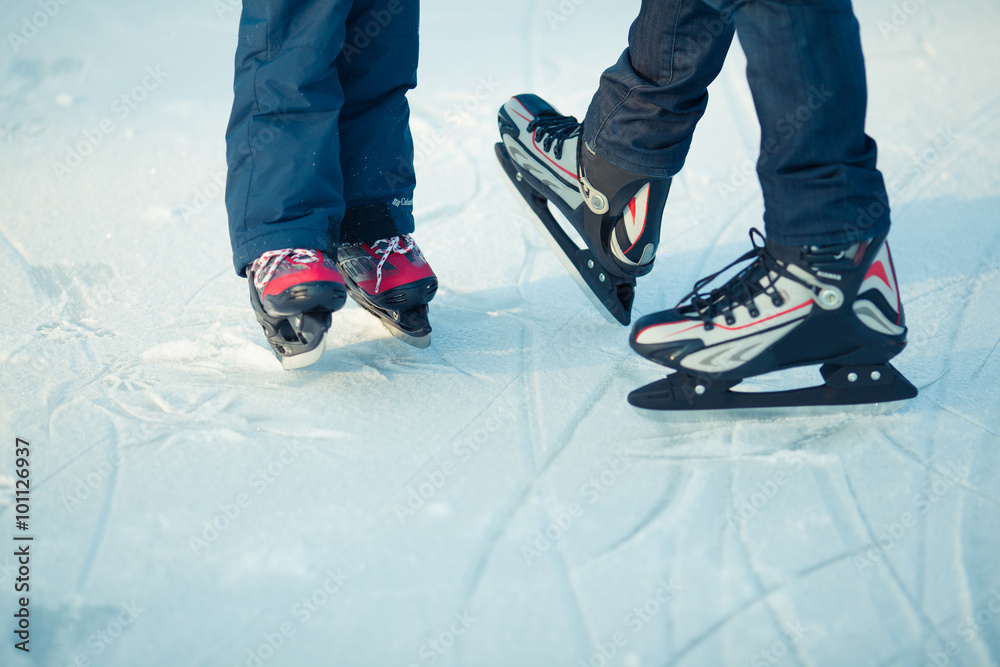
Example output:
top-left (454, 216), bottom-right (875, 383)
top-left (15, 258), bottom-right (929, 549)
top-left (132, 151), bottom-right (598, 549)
top-left (270, 311), bottom-right (333, 371)
top-left (628, 363), bottom-right (917, 414)
top-left (494, 142), bottom-right (633, 325)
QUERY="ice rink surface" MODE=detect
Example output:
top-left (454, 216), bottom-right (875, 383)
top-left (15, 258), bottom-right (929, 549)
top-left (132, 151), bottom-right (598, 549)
top-left (1, 1), bottom-right (999, 665)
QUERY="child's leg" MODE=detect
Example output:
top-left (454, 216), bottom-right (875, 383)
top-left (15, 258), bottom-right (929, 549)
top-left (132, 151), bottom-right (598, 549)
top-left (225, 0), bottom-right (352, 275)
top-left (334, 0), bottom-right (420, 246)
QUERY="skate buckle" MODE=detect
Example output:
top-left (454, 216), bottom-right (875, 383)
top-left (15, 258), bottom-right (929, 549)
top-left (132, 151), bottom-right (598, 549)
top-left (578, 173), bottom-right (609, 214)
top-left (816, 286), bottom-right (844, 310)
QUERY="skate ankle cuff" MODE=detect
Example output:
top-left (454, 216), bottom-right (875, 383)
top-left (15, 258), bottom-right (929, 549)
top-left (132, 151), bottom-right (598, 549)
top-left (338, 203), bottom-right (405, 245)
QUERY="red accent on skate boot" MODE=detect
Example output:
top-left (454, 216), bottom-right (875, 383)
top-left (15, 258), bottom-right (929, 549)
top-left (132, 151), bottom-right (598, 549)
top-left (884, 245), bottom-right (903, 323)
top-left (353, 254), bottom-right (435, 294)
top-left (622, 184), bottom-right (650, 253)
top-left (515, 97), bottom-right (577, 181)
top-left (853, 240), bottom-right (870, 265)
top-left (345, 236), bottom-right (436, 296)
top-left (864, 260), bottom-right (891, 289)
top-left (262, 262), bottom-right (345, 298)
top-left (635, 300), bottom-right (813, 342)
top-left (861, 244), bottom-right (902, 323)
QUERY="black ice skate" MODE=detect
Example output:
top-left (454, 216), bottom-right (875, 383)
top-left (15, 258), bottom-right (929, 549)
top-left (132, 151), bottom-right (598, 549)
top-left (496, 94), bottom-right (671, 325)
top-left (248, 249), bottom-right (348, 370)
top-left (628, 230), bottom-right (917, 410)
top-left (336, 234), bottom-right (438, 348)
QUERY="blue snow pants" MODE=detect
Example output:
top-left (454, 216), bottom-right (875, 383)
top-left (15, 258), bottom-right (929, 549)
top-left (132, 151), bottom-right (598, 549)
top-left (226, 0), bottom-right (419, 275)
top-left (583, 0), bottom-right (890, 247)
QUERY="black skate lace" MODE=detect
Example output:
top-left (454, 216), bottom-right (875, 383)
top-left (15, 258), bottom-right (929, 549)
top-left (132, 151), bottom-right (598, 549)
top-left (679, 229), bottom-right (815, 329)
top-left (526, 113), bottom-right (581, 160)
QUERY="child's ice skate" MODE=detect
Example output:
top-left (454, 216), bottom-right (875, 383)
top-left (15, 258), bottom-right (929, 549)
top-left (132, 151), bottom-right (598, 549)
top-left (336, 234), bottom-right (438, 348)
top-left (628, 230), bottom-right (917, 410)
top-left (495, 94), bottom-right (671, 325)
top-left (247, 248), bottom-right (347, 370)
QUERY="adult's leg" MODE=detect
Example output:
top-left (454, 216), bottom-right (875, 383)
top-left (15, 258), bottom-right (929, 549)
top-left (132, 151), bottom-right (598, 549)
top-left (584, 0), bottom-right (736, 178)
top-left (334, 0), bottom-right (419, 246)
top-left (226, 0), bottom-right (352, 275)
top-left (724, 0), bottom-right (889, 246)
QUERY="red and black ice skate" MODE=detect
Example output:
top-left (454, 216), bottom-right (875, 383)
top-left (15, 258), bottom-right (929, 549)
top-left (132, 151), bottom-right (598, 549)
top-left (336, 235), bottom-right (438, 348)
top-left (247, 248), bottom-right (347, 369)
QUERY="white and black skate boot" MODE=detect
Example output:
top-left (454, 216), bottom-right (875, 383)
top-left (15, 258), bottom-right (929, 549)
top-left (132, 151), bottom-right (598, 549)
top-left (628, 230), bottom-right (917, 410)
top-left (336, 234), bottom-right (438, 348)
top-left (247, 248), bottom-right (348, 370)
top-left (495, 94), bottom-right (671, 325)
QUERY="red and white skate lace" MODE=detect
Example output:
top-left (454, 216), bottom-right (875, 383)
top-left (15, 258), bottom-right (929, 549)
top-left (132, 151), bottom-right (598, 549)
top-left (370, 235), bottom-right (416, 293)
top-left (251, 248), bottom-right (321, 291)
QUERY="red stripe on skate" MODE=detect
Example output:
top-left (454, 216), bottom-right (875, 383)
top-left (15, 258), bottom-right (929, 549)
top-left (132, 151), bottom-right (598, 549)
top-left (635, 300), bottom-right (812, 342)
top-left (513, 98), bottom-right (577, 181)
top-left (511, 108), bottom-right (531, 123)
top-left (864, 260), bottom-right (891, 289)
top-left (263, 265), bottom-right (344, 297)
top-left (623, 186), bottom-right (649, 254)
top-left (885, 245), bottom-right (903, 324)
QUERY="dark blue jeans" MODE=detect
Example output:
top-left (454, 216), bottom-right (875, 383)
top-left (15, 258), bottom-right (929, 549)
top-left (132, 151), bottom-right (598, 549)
top-left (226, 0), bottom-right (418, 275)
top-left (583, 0), bottom-right (890, 246)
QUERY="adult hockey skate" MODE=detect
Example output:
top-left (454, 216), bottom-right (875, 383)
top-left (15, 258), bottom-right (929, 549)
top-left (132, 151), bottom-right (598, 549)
top-left (247, 249), bottom-right (348, 370)
top-left (336, 235), bottom-right (439, 348)
top-left (628, 230), bottom-right (918, 410)
top-left (496, 94), bottom-right (671, 325)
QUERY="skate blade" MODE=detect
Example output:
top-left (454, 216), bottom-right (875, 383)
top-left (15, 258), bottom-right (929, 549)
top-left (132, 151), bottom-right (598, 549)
top-left (631, 400), bottom-right (907, 425)
top-left (495, 143), bottom-right (630, 326)
top-left (628, 363), bottom-right (918, 412)
top-left (384, 324), bottom-right (431, 349)
top-left (345, 290), bottom-right (433, 349)
top-left (279, 334), bottom-right (327, 370)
